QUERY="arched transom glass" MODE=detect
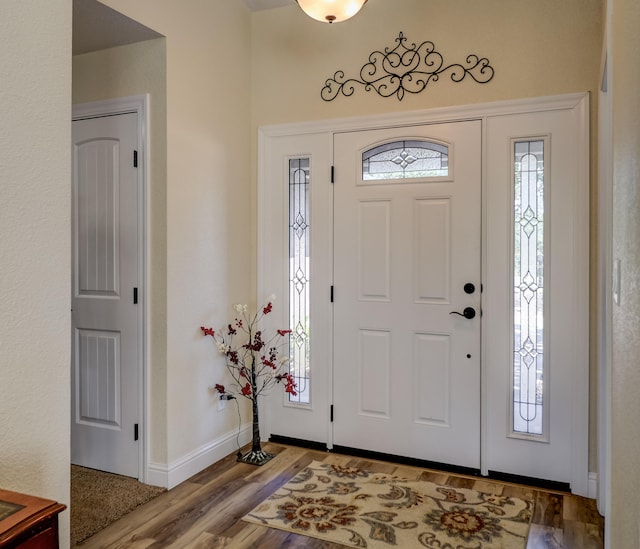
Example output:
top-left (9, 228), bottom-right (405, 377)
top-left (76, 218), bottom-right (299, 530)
top-left (362, 140), bottom-right (449, 180)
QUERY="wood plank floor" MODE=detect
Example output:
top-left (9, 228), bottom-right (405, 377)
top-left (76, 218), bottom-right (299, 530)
top-left (74, 443), bottom-right (604, 548)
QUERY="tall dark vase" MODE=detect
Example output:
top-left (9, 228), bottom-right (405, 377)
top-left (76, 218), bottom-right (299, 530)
top-left (237, 383), bottom-right (275, 466)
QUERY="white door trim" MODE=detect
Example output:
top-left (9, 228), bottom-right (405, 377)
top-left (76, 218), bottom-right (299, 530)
top-left (258, 93), bottom-right (589, 137)
top-left (72, 94), bottom-right (149, 482)
top-left (598, 2), bottom-right (613, 519)
top-left (258, 92), bottom-right (590, 494)
top-left (570, 93), bottom-right (591, 497)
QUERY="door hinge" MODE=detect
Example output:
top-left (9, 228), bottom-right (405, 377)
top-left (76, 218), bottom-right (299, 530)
top-left (133, 150), bottom-right (138, 168)
top-left (133, 287), bottom-right (138, 304)
top-left (330, 405), bottom-right (334, 422)
top-left (134, 423), bottom-right (139, 441)
top-left (331, 165), bottom-right (335, 184)
top-left (330, 285), bottom-right (334, 303)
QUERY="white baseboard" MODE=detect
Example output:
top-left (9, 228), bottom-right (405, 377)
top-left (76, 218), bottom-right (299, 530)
top-left (588, 471), bottom-right (598, 500)
top-left (146, 424), bottom-right (252, 489)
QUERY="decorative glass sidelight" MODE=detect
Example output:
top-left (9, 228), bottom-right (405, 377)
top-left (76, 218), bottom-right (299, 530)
top-left (288, 158), bottom-right (311, 404)
top-left (362, 140), bottom-right (448, 180)
top-left (512, 140), bottom-right (546, 437)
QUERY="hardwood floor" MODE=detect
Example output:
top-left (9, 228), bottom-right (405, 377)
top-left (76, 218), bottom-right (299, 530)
top-left (75, 443), bottom-right (604, 548)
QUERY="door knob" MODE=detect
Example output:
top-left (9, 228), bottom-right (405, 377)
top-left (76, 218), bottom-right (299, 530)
top-left (464, 283), bottom-right (476, 294)
top-left (449, 307), bottom-right (476, 319)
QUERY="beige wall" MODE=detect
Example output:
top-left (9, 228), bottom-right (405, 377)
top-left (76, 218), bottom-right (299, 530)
top-left (251, 0), bottom-right (602, 125)
top-left (0, 0), bottom-right (72, 545)
top-left (252, 0), bottom-right (603, 469)
top-left (73, 38), bottom-right (169, 466)
top-left (610, 0), bottom-right (640, 545)
top-left (97, 0), bottom-right (253, 472)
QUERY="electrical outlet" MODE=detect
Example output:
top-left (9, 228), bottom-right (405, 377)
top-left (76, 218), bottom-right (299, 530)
top-left (217, 396), bottom-right (227, 412)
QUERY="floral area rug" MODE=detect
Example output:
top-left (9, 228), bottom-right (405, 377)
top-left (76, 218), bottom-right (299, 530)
top-left (243, 461), bottom-right (533, 548)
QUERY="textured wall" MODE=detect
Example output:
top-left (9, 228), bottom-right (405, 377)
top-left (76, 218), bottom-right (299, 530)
top-left (610, 0), bottom-right (640, 545)
top-left (0, 0), bottom-right (72, 546)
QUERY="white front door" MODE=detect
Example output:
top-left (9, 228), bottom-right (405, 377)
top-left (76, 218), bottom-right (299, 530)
top-left (332, 121), bottom-right (482, 469)
top-left (71, 111), bottom-right (141, 478)
top-left (260, 95), bottom-right (589, 494)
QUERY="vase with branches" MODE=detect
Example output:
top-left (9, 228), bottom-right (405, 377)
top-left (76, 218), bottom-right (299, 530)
top-left (200, 298), bottom-right (296, 465)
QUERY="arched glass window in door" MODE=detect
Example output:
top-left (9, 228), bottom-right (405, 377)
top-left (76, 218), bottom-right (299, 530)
top-left (362, 140), bottom-right (449, 180)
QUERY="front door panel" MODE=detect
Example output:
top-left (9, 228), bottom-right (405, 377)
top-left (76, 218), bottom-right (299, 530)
top-left (332, 121), bottom-right (482, 468)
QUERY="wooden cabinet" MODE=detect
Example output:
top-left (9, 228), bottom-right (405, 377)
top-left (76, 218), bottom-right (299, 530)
top-left (0, 490), bottom-right (65, 549)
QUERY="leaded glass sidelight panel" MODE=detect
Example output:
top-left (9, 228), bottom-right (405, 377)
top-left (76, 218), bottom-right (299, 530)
top-left (288, 158), bottom-right (310, 404)
top-left (362, 140), bottom-right (448, 180)
top-left (512, 140), bottom-right (546, 437)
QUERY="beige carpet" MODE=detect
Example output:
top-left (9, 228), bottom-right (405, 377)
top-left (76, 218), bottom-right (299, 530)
top-left (71, 465), bottom-right (165, 546)
top-left (244, 461), bottom-right (534, 549)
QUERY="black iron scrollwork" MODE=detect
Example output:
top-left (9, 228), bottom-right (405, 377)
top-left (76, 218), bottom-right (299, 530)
top-left (321, 31), bottom-right (495, 102)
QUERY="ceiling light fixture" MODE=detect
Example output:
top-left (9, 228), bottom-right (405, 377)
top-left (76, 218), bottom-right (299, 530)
top-left (296, 0), bottom-right (368, 23)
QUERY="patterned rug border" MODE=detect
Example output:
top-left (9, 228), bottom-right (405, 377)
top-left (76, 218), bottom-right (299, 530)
top-left (243, 460), bottom-right (535, 549)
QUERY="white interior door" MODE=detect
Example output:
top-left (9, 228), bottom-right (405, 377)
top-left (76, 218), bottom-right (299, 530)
top-left (71, 111), bottom-right (140, 478)
top-left (332, 121), bottom-right (482, 469)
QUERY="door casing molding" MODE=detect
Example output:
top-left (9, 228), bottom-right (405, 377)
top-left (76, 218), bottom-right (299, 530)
top-left (72, 94), bottom-right (149, 483)
top-left (258, 92), bottom-right (590, 495)
top-left (258, 93), bottom-right (588, 138)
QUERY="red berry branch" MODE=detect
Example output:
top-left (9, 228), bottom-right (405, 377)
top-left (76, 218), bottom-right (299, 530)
top-left (200, 299), bottom-right (296, 404)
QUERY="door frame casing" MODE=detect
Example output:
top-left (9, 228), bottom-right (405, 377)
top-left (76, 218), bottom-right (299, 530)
top-left (258, 92), bottom-right (590, 495)
top-left (72, 94), bottom-right (149, 482)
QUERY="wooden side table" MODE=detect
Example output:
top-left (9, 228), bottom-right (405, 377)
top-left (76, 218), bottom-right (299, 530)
top-left (0, 489), bottom-right (66, 549)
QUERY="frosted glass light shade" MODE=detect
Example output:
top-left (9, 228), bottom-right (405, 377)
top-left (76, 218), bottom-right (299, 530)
top-left (296, 0), bottom-right (368, 23)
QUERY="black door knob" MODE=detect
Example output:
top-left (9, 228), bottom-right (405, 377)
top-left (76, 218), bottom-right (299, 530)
top-left (464, 283), bottom-right (476, 294)
top-left (449, 307), bottom-right (476, 319)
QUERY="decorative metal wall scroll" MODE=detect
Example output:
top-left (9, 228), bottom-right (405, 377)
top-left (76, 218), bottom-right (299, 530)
top-left (321, 31), bottom-right (495, 102)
